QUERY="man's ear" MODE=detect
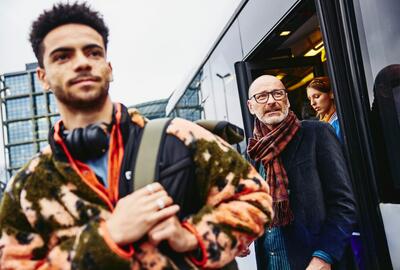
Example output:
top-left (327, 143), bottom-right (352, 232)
top-left (107, 62), bottom-right (113, 82)
top-left (329, 91), bottom-right (334, 99)
top-left (36, 67), bottom-right (50, 91)
top-left (247, 100), bottom-right (255, 115)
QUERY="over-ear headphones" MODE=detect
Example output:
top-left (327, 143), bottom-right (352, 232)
top-left (62, 123), bottom-right (111, 161)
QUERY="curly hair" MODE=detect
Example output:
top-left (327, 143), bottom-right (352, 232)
top-left (307, 76), bottom-right (331, 93)
top-left (29, 2), bottom-right (109, 68)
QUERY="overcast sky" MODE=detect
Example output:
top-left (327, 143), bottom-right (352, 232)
top-left (0, 0), bottom-right (242, 105)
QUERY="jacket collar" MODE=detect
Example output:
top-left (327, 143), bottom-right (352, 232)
top-left (48, 103), bottom-right (132, 162)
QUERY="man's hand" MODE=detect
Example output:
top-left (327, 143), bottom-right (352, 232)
top-left (306, 257), bottom-right (332, 270)
top-left (106, 183), bottom-right (179, 245)
top-left (148, 216), bottom-right (198, 253)
top-left (237, 246), bottom-right (251, 257)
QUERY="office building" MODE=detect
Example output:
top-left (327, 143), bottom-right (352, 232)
top-left (130, 98), bottom-right (169, 120)
top-left (0, 63), bottom-right (60, 180)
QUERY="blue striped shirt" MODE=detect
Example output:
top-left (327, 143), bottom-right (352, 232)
top-left (263, 227), bottom-right (291, 269)
top-left (259, 165), bottom-right (333, 269)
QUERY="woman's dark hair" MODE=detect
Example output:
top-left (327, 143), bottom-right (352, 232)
top-left (307, 76), bottom-right (331, 93)
top-left (29, 2), bottom-right (109, 67)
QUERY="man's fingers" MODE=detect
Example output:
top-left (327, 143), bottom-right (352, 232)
top-left (128, 182), bottom-right (164, 198)
top-left (146, 194), bottom-right (173, 211)
top-left (147, 204), bottom-right (179, 224)
top-left (149, 226), bottom-right (174, 246)
top-left (126, 188), bottom-right (170, 209)
top-left (148, 216), bottom-right (172, 234)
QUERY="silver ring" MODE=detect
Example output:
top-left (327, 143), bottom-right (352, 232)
top-left (156, 198), bottom-right (165, 210)
top-left (146, 183), bottom-right (155, 194)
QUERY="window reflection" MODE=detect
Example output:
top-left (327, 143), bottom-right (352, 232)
top-left (6, 98), bottom-right (31, 120)
top-left (36, 118), bottom-right (49, 140)
top-left (170, 71), bottom-right (202, 121)
top-left (34, 95), bottom-right (47, 116)
top-left (8, 120), bottom-right (34, 144)
top-left (9, 144), bottom-right (35, 168)
top-left (4, 74), bottom-right (30, 96)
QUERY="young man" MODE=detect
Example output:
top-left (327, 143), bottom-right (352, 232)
top-left (247, 75), bottom-right (356, 270)
top-left (0, 3), bottom-right (272, 269)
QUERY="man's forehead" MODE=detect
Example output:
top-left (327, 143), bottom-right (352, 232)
top-left (249, 75), bottom-right (285, 96)
top-left (43, 23), bottom-right (105, 53)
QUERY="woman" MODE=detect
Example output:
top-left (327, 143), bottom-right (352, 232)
top-left (306, 76), bottom-right (343, 142)
top-left (307, 77), bottom-right (366, 269)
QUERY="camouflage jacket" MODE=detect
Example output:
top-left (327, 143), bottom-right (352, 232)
top-left (0, 105), bottom-right (272, 269)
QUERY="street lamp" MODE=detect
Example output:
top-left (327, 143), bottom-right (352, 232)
top-left (216, 73), bottom-right (231, 120)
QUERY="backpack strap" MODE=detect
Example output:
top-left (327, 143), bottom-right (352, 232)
top-left (131, 118), bottom-right (244, 192)
top-left (132, 118), bottom-right (171, 191)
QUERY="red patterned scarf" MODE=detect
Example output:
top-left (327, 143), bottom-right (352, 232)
top-left (247, 111), bottom-right (300, 227)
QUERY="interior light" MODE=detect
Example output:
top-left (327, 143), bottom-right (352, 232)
top-left (321, 48), bottom-right (327, 62)
top-left (276, 73), bottom-right (286, 80)
top-left (314, 41), bottom-right (323, 50)
top-left (280, 31), bottom-right (291, 36)
top-left (304, 41), bottom-right (324, 57)
top-left (287, 72), bottom-right (314, 91)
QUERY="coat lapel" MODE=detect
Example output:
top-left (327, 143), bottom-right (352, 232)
top-left (282, 123), bottom-right (304, 171)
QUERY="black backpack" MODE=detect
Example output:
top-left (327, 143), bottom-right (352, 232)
top-left (128, 118), bottom-right (244, 270)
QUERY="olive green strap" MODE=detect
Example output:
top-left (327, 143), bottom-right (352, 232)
top-left (133, 118), bottom-right (171, 191)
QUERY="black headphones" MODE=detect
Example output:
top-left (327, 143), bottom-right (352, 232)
top-left (61, 122), bottom-right (112, 161)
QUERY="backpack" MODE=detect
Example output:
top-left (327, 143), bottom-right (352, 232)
top-left (132, 118), bottom-right (244, 191)
top-left (130, 118), bottom-right (244, 270)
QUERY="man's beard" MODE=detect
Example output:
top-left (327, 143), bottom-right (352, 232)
top-left (52, 81), bottom-right (110, 112)
top-left (262, 103), bottom-right (290, 126)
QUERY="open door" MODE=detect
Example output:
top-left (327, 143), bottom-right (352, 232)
top-left (233, 0), bottom-right (393, 268)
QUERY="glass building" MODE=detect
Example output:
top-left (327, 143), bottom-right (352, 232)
top-left (168, 71), bottom-right (203, 121)
top-left (130, 98), bottom-right (169, 120)
top-left (0, 63), bottom-right (60, 180)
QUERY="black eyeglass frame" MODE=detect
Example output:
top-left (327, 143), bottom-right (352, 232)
top-left (249, 89), bottom-right (287, 104)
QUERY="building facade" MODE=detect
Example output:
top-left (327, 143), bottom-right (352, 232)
top-left (0, 63), bottom-right (60, 181)
top-left (167, 71), bottom-right (203, 121)
top-left (130, 98), bottom-right (169, 120)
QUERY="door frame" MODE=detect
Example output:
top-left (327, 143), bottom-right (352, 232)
top-left (315, 0), bottom-right (391, 268)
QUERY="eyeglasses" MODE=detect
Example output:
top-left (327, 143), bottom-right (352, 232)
top-left (249, 89), bottom-right (287, 104)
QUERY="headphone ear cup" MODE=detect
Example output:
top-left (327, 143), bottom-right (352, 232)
top-left (65, 127), bottom-right (86, 160)
top-left (82, 125), bottom-right (109, 158)
top-left (64, 125), bottom-right (109, 161)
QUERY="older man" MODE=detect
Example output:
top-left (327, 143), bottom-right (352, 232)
top-left (246, 75), bottom-right (356, 270)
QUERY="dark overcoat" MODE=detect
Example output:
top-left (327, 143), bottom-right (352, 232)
top-left (255, 121), bottom-right (357, 270)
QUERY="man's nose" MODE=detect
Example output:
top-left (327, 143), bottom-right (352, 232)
top-left (266, 95), bottom-right (277, 106)
top-left (74, 52), bottom-right (91, 72)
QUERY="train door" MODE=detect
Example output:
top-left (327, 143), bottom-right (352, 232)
top-left (234, 0), bottom-right (393, 269)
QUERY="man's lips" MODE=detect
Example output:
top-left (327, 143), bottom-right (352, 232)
top-left (264, 109), bottom-right (282, 117)
top-left (69, 76), bottom-right (101, 86)
top-left (265, 108), bottom-right (281, 114)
